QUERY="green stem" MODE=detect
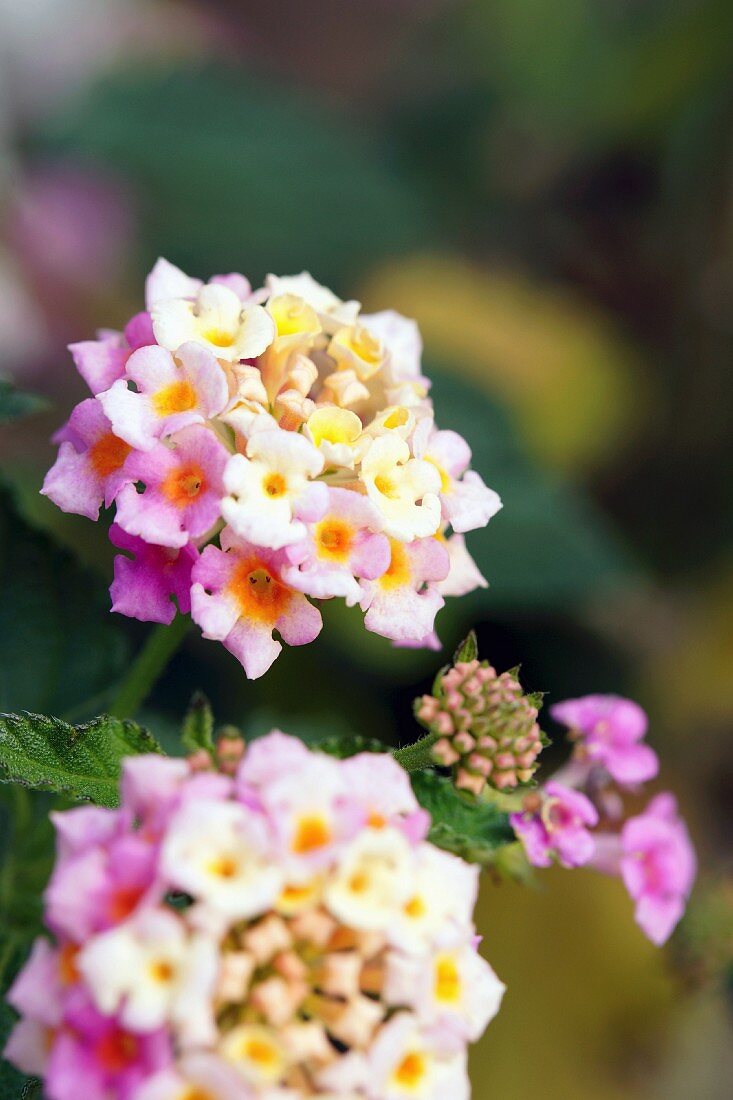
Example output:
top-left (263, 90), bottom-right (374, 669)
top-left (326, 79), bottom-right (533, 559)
top-left (393, 731), bottom-right (439, 773)
top-left (110, 615), bottom-right (192, 719)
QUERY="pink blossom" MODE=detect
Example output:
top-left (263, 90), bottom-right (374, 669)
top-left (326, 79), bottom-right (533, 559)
top-left (100, 342), bottom-right (229, 451)
top-left (550, 694), bottom-right (659, 787)
top-left (360, 537), bottom-right (449, 644)
top-left (115, 425), bottom-right (228, 549)
top-left (145, 258), bottom-right (202, 309)
top-left (510, 782), bottom-right (598, 868)
top-left (413, 421), bottom-right (502, 534)
top-left (283, 487), bottom-right (390, 606)
top-left (620, 793), bottom-right (696, 945)
top-left (45, 833), bottom-right (159, 941)
top-left (124, 311), bottom-right (156, 350)
top-left (41, 398), bottom-right (135, 520)
top-left (69, 335), bottom-right (129, 395)
top-left (191, 527), bottom-right (322, 679)
top-left (45, 991), bottom-right (171, 1100)
top-left (109, 525), bottom-right (197, 624)
top-left (6, 937), bottom-right (66, 1027)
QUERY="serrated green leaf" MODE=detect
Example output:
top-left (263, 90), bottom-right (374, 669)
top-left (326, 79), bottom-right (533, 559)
top-left (453, 631), bottom-right (478, 664)
top-left (0, 712), bottom-right (163, 806)
top-left (0, 379), bottom-right (49, 426)
top-left (181, 692), bottom-right (215, 757)
top-left (316, 733), bottom-right (389, 759)
top-left (411, 771), bottom-right (514, 866)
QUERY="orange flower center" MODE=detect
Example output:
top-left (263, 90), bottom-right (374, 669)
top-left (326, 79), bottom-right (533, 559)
top-left (292, 815), bottom-right (332, 854)
top-left (152, 379), bottom-right (197, 417)
top-left (228, 561), bottom-right (291, 625)
top-left (58, 943), bottom-right (80, 985)
top-left (394, 1051), bottom-right (427, 1088)
top-left (96, 1028), bottom-right (139, 1072)
top-left (88, 433), bottom-right (132, 479)
top-left (161, 463), bottom-right (206, 507)
top-left (108, 884), bottom-right (145, 923)
top-left (263, 472), bottom-right (287, 498)
top-left (314, 517), bottom-right (353, 562)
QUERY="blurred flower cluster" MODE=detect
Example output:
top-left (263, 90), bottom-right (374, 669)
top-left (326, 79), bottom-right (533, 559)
top-left (5, 733), bottom-right (504, 1099)
top-left (42, 260), bottom-right (501, 678)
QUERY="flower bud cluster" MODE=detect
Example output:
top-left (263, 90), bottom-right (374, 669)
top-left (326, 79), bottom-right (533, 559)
top-left (5, 734), bottom-right (505, 1099)
top-left (416, 659), bottom-right (544, 796)
top-left (510, 695), bottom-right (696, 945)
top-left (42, 260), bottom-right (502, 678)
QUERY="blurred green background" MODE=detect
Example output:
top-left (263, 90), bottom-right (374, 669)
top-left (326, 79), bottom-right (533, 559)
top-left (1, 1), bottom-right (732, 1096)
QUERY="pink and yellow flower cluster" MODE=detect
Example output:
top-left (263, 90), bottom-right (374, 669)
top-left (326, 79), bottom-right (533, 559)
top-left (5, 734), bottom-right (505, 1100)
top-left (510, 695), bottom-right (696, 945)
top-left (42, 261), bottom-right (501, 677)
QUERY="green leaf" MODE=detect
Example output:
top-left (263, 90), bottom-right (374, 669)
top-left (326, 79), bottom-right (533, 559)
top-left (411, 771), bottom-right (515, 865)
top-left (39, 65), bottom-right (432, 288)
top-left (0, 379), bottom-right (48, 426)
top-left (0, 489), bottom-right (129, 717)
top-left (0, 712), bottom-right (163, 806)
top-left (181, 692), bottom-right (215, 757)
top-left (453, 631), bottom-right (479, 664)
top-left (317, 733), bottom-right (389, 759)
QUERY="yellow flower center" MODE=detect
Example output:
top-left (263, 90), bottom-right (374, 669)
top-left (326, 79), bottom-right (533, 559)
top-left (434, 956), bottom-right (461, 1003)
top-left (379, 540), bottom-right (411, 590)
top-left (203, 328), bottom-right (235, 348)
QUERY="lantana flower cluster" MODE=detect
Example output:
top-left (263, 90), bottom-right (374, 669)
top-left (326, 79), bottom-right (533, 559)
top-left (42, 260), bottom-right (501, 678)
top-left (510, 695), bottom-right (696, 945)
top-left (5, 733), bottom-right (505, 1100)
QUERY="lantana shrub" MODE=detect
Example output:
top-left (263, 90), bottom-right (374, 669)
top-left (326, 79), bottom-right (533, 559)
top-left (0, 266), bottom-right (697, 1099)
top-left (42, 261), bottom-right (501, 678)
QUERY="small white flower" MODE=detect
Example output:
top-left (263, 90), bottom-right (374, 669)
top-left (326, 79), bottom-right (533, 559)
top-left (266, 272), bottom-right (360, 331)
top-left (152, 282), bottom-right (275, 362)
top-left (79, 908), bottom-right (218, 1037)
top-left (325, 827), bottom-right (415, 931)
top-left (221, 429), bottom-right (328, 549)
top-left (161, 800), bottom-right (283, 920)
top-left (361, 434), bottom-right (441, 541)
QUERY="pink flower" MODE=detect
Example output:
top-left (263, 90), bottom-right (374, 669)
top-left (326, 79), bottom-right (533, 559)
top-left (360, 537), bottom-right (449, 644)
top-left (100, 343), bottom-right (229, 451)
top-left (109, 525), bottom-right (197, 624)
top-left (550, 694), bottom-right (659, 787)
top-left (115, 425), bottom-right (228, 549)
top-left (413, 420), bottom-right (502, 534)
top-left (510, 782), bottom-right (598, 869)
top-left (41, 398), bottom-right (135, 520)
top-left (46, 991), bottom-right (171, 1100)
top-left (620, 793), bottom-right (696, 945)
top-left (283, 487), bottom-right (390, 606)
top-left (45, 833), bottom-right (159, 941)
top-left (191, 527), bottom-right (322, 679)
top-left (69, 335), bottom-right (130, 395)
